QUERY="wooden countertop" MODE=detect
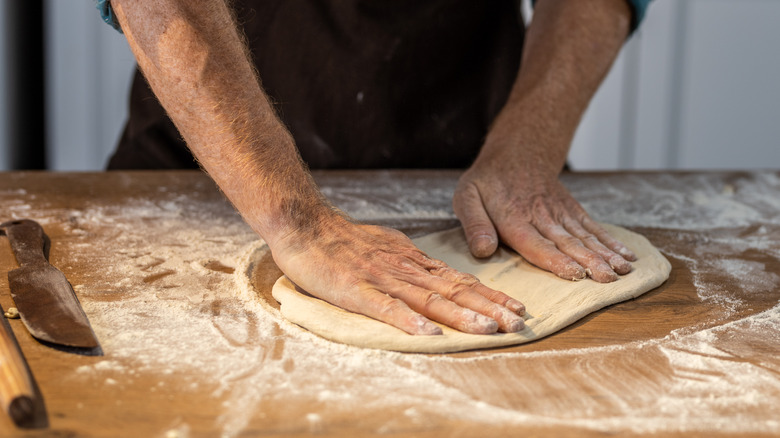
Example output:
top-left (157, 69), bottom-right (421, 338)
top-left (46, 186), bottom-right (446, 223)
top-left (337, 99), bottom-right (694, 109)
top-left (0, 170), bottom-right (778, 437)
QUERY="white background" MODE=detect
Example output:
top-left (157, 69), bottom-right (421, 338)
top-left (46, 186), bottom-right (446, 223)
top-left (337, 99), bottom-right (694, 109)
top-left (1, 0), bottom-right (778, 171)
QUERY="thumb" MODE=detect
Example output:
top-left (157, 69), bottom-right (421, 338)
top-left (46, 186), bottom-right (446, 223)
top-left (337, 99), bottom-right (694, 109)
top-left (452, 182), bottom-right (498, 258)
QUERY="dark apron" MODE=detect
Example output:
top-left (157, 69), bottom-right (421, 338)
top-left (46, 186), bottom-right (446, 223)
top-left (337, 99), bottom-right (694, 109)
top-left (108, 0), bottom-right (525, 170)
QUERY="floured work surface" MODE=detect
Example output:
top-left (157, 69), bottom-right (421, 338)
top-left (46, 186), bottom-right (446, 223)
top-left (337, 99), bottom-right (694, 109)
top-left (272, 224), bottom-right (672, 353)
top-left (0, 171), bottom-right (778, 438)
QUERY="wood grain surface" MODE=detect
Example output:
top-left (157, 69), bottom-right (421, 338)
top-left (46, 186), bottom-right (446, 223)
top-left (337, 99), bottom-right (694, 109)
top-left (0, 170), bottom-right (777, 437)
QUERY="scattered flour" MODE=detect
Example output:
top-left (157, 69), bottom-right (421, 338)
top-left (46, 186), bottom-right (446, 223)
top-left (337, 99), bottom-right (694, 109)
top-left (3, 171), bottom-right (778, 436)
top-left (573, 172), bottom-right (780, 229)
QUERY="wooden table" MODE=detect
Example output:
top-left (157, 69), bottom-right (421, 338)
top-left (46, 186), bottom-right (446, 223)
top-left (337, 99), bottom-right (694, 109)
top-left (0, 170), bottom-right (777, 437)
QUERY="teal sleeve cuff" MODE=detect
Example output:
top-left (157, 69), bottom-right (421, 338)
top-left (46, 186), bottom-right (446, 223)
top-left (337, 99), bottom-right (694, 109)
top-left (531, 0), bottom-right (653, 33)
top-left (627, 0), bottom-right (652, 32)
top-left (95, 0), bottom-right (123, 33)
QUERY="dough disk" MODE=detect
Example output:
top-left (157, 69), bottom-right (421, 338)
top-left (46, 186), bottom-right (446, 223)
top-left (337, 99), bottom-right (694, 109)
top-left (271, 224), bottom-right (671, 353)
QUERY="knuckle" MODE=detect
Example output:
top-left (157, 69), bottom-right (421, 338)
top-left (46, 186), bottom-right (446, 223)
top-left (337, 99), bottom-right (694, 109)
top-left (530, 237), bottom-right (557, 253)
top-left (480, 288), bottom-right (504, 302)
top-left (360, 255), bottom-right (390, 279)
top-left (378, 299), bottom-right (406, 318)
top-left (579, 215), bottom-right (598, 228)
top-left (346, 274), bottom-right (368, 290)
top-left (504, 202), bottom-right (526, 220)
top-left (434, 267), bottom-right (479, 286)
top-left (585, 253), bottom-right (607, 266)
top-left (419, 254), bottom-right (446, 269)
top-left (459, 272), bottom-right (480, 285)
top-left (428, 266), bottom-right (446, 277)
top-left (530, 196), bottom-right (552, 219)
top-left (395, 258), bottom-right (424, 276)
top-left (581, 234), bottom-right (601, 247)
top-left (453, 182), bottom-right (480, 209)
top-left (464, 220), bottom-right (493, 236)
top-left (558, 235), bottom-right (583, 250)
top-left (592, 230), bottom-right (614, 245)
top-left (422, 292), bottom-right (445, 312)
top-left (445, 283), bottom-right (471, 302)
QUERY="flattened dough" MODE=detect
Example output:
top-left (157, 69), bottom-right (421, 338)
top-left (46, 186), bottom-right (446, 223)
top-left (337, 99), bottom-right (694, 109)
top-left (271, 224), bottom-right (671, 353)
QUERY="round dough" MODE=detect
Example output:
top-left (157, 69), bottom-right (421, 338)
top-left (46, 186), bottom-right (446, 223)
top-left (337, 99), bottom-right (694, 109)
top-left (271, 224), bottom-right (671, 353)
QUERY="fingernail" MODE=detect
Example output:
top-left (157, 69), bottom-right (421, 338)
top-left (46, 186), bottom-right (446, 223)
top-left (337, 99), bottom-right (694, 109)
top-left (498, 309), bottom-right (525, 332)
top-left (586, 265), bottom-right (618, 283)
top-left (562, 265), bottom-right (587, 281)
top-left (506, 299), bottom-right (526, 315)
top-left (471, 235), bottom-right (496, 258)
top-left (504, 317), bottom-right (524, 333)
top-left (600, 270), bottom-right (619, 283)
top-left (465, 313), bottom-right (498, 334)
top-left (415, 317), bottom-right (443, 335)
top-left (420, 322), bottom-right (443, 336)
top-left (610, 255), bottom-right (632, 274)
top-left (618, 246), bottom-right (637, 261)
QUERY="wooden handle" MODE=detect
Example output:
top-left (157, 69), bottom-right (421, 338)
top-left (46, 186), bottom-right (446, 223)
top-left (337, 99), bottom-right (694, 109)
top-left (0, 312), bottom-right (38, 427)
top-left (0, 219), bottom-right (50, 268)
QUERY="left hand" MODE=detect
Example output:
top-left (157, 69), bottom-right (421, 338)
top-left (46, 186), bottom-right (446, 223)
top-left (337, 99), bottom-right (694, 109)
top-left (449, 0), bottom-right (636, 283)
top-left (453, 152), bottom-right (636, 283)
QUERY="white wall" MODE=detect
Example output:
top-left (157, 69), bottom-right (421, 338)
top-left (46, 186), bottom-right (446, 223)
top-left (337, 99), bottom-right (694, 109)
top-left (676, 0), bottom-right (780, 169)
top-left (570, 0), bottom-right (780, 170)
top-left (44, 0), bottom-right (136, 171)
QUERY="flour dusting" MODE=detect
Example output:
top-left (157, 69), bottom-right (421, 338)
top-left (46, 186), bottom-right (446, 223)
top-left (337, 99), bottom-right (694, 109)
top-left (3, 171), bottom-right (778, 436)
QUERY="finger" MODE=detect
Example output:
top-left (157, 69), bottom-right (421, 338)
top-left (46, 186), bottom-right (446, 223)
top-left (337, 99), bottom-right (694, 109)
top-left (563, 219), bottom-right (632, 275)
top-left (339, 286), bottom-right (443, 336)
top-left (385, 283), bottom-right (499, 334)
top-left (453, 182), bottom-right (498, 258)
top-left (581, 218), bottom-right (637, 262)
top-left (472, 282), bottom-right (526, 315)
top-left (502, 223), bottom-right (588, 281)
top-left (539, 224), bottom-right (618, 283)
top-left (420, 269), bottom-right (525, 332)
top-left (426, 266), bottom-right (525, 315)
top-left (399, 251), bottom-right (526, 316)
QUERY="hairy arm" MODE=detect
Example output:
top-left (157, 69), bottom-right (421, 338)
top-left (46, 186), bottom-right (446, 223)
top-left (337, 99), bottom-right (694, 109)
top-left (454, 0), bottom-right (637, 282)
top-left (110, 0), bottom-right (526, 335)
top-left (110, 0), bottom-right (328, 246)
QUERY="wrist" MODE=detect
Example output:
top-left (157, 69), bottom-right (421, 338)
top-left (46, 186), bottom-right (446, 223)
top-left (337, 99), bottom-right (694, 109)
top-left (265, 197), bottom-right (347, 249)
top-left (477, 108), bottom-right (570, 178)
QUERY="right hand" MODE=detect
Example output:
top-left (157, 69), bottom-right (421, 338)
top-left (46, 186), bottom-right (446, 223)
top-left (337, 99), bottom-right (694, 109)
top-left (269, 213), bottom-right (526, 335)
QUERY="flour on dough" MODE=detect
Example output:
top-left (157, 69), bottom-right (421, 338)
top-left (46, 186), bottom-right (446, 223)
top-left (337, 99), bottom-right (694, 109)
top-left (271, 224), bottom-right (671, 353)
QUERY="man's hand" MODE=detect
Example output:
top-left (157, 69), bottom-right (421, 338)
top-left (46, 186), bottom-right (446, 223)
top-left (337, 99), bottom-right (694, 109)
top-left (453, 0), bottom-right (636, 282)
top-left (271, 213), bottom-right (526, 335)
top-left (454, 160), bottom-right (636, 283)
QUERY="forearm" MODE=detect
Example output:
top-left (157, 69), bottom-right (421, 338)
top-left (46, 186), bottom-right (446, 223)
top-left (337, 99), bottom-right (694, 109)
top-left (480, 0), bottom-right (632, 175)
top-left (454, 0), bottom-right (636, 275)
top-left (110, 0), bottom-right (332, 247)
